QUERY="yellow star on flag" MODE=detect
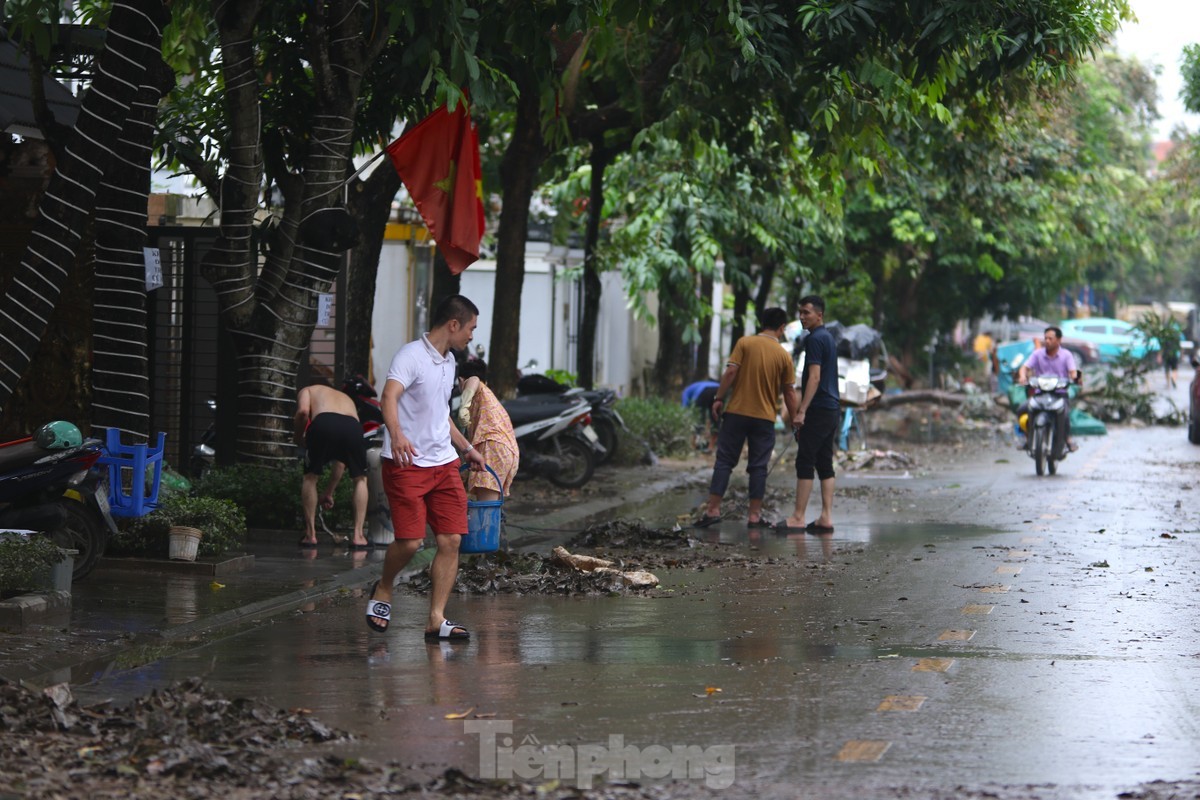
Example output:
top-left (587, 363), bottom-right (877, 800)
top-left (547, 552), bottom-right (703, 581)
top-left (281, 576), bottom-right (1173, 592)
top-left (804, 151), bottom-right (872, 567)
top-left (434, 160), bottom-right (458, 195)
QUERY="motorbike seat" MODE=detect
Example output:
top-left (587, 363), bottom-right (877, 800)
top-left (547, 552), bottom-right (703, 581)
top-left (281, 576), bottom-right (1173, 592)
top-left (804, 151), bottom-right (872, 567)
top-left (0, 440), bottom-right (43, 472)
top-left (502, 397), bottom-right (586, 426)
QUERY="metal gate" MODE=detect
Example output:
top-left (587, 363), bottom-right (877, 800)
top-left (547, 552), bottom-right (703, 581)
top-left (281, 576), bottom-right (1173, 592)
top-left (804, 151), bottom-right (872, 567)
top-left (146, 227), bottom-right (346, 476)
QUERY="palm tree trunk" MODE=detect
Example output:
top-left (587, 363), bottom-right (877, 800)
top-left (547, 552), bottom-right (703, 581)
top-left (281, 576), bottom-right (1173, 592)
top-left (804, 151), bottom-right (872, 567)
top-left (0, 0), bottom-right (167, 415)
top-left (92, 53), bottom-right (175, 439)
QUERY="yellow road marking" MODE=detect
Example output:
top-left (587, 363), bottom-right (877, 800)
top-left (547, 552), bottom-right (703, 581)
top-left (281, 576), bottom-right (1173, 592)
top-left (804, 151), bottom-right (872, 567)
top-left (962, 604), bottom-right (994, 615)
top-left (980, 585), bottom-right (1010, 594)
top-left (837, 740), bottom-right (891, 762)
top-left (996, 565), bottom-right (1023, 575)
top-left (1020, 537), bottom-right (1044, 544)
top-left (913, 658), bottom-right (955, 672)
top-left (877, 695), bottom-right (927, 712)
top-left (937, 629), bottom-right (975, 641)
top-left (1006, 550), bottom-right (1032, 559)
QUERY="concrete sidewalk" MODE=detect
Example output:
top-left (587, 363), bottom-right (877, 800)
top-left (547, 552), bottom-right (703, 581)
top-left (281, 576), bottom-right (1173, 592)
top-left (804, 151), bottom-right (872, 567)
top-left (0, 462), bottom-right (709, 687)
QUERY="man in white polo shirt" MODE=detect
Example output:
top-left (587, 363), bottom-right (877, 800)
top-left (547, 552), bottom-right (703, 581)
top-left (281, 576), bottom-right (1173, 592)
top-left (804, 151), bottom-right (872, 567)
top-left (365, 295), bottom-right (486, 640)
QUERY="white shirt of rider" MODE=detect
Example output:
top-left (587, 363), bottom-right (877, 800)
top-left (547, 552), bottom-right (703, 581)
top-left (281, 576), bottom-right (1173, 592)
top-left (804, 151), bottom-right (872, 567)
top-left (381, 334), bottom-right (457, 468)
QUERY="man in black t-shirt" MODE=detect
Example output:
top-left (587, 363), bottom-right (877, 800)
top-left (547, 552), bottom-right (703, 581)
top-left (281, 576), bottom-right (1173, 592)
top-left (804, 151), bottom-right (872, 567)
top-left (779, 295), bottom-right (841, 534)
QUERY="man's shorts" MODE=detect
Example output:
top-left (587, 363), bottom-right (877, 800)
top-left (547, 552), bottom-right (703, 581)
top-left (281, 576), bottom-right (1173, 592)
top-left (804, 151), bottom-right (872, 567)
top-left (381, 459), bottom-right (467, 539)
top-left (795, 406), bottom-right (840, 481)
top-left (304, 413), bottom-right (368, 477)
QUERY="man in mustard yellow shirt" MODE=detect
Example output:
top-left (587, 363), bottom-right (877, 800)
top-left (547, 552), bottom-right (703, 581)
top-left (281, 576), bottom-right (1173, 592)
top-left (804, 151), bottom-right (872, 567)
top-left (695, 307), bottom-right (798, 528)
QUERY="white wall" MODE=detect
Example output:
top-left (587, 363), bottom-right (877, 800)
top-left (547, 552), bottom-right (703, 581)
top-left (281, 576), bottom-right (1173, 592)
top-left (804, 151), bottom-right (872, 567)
top-left (461, 254), bottom-right (559, 377)
top-left (370, 242), bottom-right (416, 388)
top-left (371, 239), bottom-right (681, 397)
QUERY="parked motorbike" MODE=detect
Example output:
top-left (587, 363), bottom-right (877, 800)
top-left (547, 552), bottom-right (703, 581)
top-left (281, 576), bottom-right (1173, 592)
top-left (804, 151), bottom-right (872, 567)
top-left (190, 396), bottom-right (217, 479)
top-left (516, 373), bottom-right (625, 464)
top-left (0, 423), bottom-right (118, 581)
top-left (502, 394), bottom-right (597, 488)
top-left (342, 374), bottom-right (385, 434)
top-left (340, 374), bottom-right (392, 546)
top-left (1020, 375), bottom-right (1072, 476)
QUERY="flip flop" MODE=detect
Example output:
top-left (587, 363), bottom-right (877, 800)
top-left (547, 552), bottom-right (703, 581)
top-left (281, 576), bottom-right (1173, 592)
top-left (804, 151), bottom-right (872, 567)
top-left (692, 514), bottom-right (723, 528)
top-left (298, 540), bottom-right (319, 549)
top-left (773, 522), bottom-right (806, 534)
top-left (365, 581), bottom-right (391, 633)
top-left (805, 521), bottom-right (835, 534)
top-left (746, 518), bottom-right (774, 528)
top-left (424, 620), bottom-right (470, 641)
top-left (348, 542), bottom-right (371, 550)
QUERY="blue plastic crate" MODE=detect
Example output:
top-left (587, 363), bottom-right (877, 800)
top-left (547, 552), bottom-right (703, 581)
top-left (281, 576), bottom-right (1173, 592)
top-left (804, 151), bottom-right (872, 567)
top-left (97, 429), bottom-right (166, 518)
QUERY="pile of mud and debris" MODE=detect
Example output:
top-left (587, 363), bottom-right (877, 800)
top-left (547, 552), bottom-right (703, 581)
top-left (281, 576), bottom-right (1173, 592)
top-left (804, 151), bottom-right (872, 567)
top-left (407, 520), bottom-right (771, 597)
top-left (566, 519), bottom-right (785, 570)
top-left (0, 677), bottom-right (713, 799)
top-left (408, 538), bottom-right (669, 597)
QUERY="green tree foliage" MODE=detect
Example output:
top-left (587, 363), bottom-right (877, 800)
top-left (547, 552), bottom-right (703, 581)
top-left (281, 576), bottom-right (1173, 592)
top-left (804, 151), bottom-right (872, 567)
top-left (565, 1), bottom-right (1131, 394)
top-left (147, 0), bottom-right (504, 465)
top-left (1159, 44), bottom-right (1200, 304)
top-left (831, 52), bottom-right (1158, 373)
top-left (595, 117), bottom-right (825, 392)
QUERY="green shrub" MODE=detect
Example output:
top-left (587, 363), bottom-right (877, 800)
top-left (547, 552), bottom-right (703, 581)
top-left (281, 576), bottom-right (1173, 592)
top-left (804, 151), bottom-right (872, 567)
top-left (192, 464), bottom-right (298, 529)
top-left (545, 368), bottom-right (577, 388)
top-left (112, 494), bottom-right (247, 559)
top-left (0, 535), bottom-right (67, 595)
top-left (191, 463), bottom-right (355, 530)
top-left (614, 397), bottom-right (695, 462)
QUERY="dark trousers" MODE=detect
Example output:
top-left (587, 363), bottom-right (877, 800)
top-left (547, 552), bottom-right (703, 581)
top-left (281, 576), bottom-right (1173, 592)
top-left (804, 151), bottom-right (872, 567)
top-left (708, 412), bottom-right (776, 500)
top-left (795, 406), bottom-right (839, 481)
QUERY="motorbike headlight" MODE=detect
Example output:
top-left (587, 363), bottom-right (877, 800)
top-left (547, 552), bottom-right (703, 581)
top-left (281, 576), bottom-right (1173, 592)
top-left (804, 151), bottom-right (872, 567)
top-left (1035, 376), bottom-right (1059, 391)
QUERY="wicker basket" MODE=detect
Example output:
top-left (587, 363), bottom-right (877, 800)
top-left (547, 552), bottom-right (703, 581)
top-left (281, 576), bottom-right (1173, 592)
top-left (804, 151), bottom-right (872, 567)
top-left (168, 526), bottom-right (203, 561)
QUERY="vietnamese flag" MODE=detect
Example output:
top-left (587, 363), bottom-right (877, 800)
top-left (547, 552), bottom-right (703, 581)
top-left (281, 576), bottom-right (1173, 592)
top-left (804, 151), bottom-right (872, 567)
top-left (386, 103), bottom-right (485, 275)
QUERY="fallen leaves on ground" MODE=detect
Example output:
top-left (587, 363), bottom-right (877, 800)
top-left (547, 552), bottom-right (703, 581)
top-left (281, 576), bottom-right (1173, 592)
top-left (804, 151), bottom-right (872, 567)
top-left (407, 550), bottom-right (661, 597)
top-left (0, 679), bottom-right (714, 799)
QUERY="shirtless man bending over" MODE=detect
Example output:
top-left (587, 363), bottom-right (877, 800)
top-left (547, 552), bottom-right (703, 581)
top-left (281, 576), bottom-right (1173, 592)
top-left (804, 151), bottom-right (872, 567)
top-left (294, 380), bottom-right (370, 549)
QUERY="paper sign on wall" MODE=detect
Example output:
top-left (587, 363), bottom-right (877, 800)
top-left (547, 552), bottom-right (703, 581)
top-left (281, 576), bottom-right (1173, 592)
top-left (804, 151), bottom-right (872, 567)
top-left (318, 293), bottom-right (334, 327)
top-left (144, 247), bottom-right (163, 291)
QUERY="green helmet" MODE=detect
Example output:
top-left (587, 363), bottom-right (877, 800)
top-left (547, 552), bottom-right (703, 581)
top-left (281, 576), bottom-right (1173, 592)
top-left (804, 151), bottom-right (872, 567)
top-left (35, 420), bottom-right (83, 450)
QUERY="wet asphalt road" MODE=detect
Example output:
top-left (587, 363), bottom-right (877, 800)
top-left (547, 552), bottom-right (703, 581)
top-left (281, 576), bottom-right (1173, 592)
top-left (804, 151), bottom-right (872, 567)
top-left (73, 381), bottom-right (1200, 799)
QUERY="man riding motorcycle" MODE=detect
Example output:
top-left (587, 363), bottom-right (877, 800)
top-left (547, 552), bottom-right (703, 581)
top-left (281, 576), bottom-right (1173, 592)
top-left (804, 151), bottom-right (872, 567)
top-left (1017, 325), bottom-right (1082, 454)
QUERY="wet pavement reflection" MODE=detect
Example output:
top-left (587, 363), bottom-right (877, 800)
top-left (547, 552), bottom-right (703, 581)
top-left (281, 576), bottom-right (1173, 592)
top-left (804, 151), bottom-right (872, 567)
top-left (76, 505), bottom-right (1200, 795)
top-left (23, 389), bottom-right (1200, 797)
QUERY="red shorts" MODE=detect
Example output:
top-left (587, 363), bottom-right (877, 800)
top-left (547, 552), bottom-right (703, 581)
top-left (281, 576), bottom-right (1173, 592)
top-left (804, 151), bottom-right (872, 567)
top-left (381, 459), bottom-right (467, 539)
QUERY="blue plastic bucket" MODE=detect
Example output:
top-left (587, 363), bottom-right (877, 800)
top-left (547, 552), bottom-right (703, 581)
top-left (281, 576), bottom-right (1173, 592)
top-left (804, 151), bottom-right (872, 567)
top-left (460, 464), bottom-right (503, 554)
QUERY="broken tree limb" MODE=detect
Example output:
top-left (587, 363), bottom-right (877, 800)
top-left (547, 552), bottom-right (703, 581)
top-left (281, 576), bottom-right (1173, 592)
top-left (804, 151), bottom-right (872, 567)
top-left (550, 546), bottom-right (659, 588)
top-left (874, 390), bottom-right (968, 409)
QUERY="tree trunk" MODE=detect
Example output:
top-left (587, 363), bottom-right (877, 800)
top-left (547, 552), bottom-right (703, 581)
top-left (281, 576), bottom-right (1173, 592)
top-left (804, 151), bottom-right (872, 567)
top-left (577, 146), bottom-right (612, 389)
top-left (653, 279), bottom-right (690, 397)
top-left (0, 0), bottom-right (167, 415)
top-left (1, 243), bottom-right (95, 438)
top-left (731, 279), bottom-right (750, 343)
top-left (429, 250), bottom-right (462, 318)
top-left (345, 162), bottom-right (402, 379)
top-left (785, 278), bottom-right (803, 319)
top-left (875, 389), bottom-right (965, 408)
top-left (754, 256), bottom-right (777, 312)
top-left (694, 270), bottom-right (713, 381)
top-left (489, 73), bottom-right (547, 399)
top-left (92, 51), bottom-right (175, 440)
top-left (201, 0), bottom-right (384, 464)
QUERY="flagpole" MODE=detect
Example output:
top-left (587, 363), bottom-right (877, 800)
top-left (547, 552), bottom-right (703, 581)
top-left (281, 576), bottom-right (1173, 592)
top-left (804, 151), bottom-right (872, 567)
top-left (342, 149), bottom-right (388, 189)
